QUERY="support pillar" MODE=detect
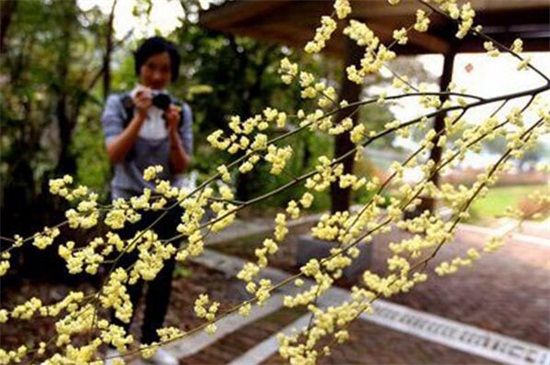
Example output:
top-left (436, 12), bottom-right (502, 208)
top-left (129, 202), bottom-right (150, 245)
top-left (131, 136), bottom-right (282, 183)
top-left (330, 38), bottom-right (363, 214)
top-left (423, 49), bottom-right (456, 213)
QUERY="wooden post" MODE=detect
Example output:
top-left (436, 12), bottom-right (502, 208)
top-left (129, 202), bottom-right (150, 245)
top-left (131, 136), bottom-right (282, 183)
top-left (423, 49), bottom-right (456, 213)
top-left (330, 38), bottom-right (363, 214)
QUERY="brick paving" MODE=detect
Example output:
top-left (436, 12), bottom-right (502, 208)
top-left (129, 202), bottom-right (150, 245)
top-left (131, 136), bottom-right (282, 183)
top-left (180, 308), bottom-right (306, 365)
top-left (262, 318), bottom-right (499, 365)
top-left (384, 226), bottom-right (550, 347)
top-left (210, 217), bottom-right (550, 358)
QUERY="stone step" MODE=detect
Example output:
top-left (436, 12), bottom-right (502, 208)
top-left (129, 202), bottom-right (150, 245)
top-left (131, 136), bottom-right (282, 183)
top-left (181, 307), bottom-right (306, 365)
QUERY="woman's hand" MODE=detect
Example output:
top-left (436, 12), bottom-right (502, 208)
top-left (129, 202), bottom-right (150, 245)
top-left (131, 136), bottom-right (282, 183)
top-left (166, 104), bottom-right (188, 173)
top-left (133, 88), bottom-right (152, 118)
top-left (165, 104), bottom-right (182, 136)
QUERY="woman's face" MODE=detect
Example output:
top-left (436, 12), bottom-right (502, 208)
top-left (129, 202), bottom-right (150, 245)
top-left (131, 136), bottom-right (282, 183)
top-left (139, 52), bottom-right (172, 90)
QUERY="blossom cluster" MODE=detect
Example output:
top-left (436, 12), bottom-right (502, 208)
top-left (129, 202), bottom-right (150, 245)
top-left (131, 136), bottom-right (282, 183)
top-left (129, 230), bottom-right (176, 283)
top-left (206, 109), bottom-right (298, 178)
top-left (278, 287), bottom-right (375, 364)
top-left (49, 175), bottom-right (101, 229)
top-left (194, 294), bottom-right (220, 335)
top-left (305, 16), bottom-right (338, 54)
top-left (343, 20), bottom-right (396, 83)
top-left (305, 156), bottom-right (344, 192)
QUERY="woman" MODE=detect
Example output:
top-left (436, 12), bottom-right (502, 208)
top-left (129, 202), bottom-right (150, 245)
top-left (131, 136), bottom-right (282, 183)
top-left (101, 36), bottom-right (192, 365)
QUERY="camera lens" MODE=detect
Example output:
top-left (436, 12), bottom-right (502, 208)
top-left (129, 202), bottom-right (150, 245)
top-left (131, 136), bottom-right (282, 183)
top-left (152, 93), bottom-right (171, 111)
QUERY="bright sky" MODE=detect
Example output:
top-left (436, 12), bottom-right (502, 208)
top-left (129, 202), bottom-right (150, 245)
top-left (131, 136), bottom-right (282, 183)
top-left (391, 52), bottom-right (549, 173)
top-left (78, 0), bottom-right (185, 39)
top-left (391, 52), bottom-right (549, 129)
top-left (398, 52), bottom-right (549, 157)
top-left (420, 53), bottom-right (550, 97)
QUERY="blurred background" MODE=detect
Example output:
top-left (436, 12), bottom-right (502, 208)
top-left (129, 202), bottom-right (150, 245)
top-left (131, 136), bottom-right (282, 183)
top-left (1, 2), bottom-right (549, 363)
top-left (1, 0), bottom-right (548, 278)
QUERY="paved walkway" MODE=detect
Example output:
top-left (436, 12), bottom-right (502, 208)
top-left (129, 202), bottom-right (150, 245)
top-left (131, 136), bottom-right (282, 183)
top-left (130, 216), bottom-right (549, 365)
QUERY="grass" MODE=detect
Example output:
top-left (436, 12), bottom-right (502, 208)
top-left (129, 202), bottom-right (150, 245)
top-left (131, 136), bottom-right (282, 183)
top-left (470, 184), bottom-right (549, 218)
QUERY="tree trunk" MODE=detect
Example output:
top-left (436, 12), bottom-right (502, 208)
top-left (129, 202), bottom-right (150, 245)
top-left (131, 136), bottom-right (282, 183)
top-left (0, 97), bottom-right (37, 239)
top-left (103, 0), bottom-right (117, 100)
top-left (0, 0), bottom-right (17, 54)
top-left (53, 1), bottom-right (77, 177)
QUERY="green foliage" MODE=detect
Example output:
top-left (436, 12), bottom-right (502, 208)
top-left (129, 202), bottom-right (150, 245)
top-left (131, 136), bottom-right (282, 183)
top-left (111, 55), bottom-right (140, 93)
top-left (359, 103), bottom-right (395, 149)
top-left (173, 25), bottom-right (331, 208)
top-left (71, 116), bottom-right (111, 197)
top-left (173, 264), bottom-right (193, 278)
top-left (355, 189), bottom-right (392, 208)
top-left (0, 0), bottom-right (118, 235)
top-left (470, 184), bottom-right (548, 218)
top-left (483, 135), bottom-right (549, 167)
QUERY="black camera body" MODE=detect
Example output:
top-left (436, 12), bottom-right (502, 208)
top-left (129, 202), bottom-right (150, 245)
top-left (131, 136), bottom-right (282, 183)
top-left (151, 91), bottom-right (171, 111)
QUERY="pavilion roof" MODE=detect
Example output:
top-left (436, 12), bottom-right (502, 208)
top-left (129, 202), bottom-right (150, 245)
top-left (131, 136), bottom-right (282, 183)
top-left (199, 0), bottom-right (550, 55)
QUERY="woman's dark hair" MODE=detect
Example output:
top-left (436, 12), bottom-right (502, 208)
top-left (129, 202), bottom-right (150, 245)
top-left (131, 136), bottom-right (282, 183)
top-left (134, 36), bottom-right (180, 82)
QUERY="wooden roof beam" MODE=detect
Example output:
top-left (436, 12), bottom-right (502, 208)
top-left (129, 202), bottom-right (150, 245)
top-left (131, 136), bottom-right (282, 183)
top-left (369, 22), bottom-right (451, 54)
top-left (199, 0), bottom-right (291, 30)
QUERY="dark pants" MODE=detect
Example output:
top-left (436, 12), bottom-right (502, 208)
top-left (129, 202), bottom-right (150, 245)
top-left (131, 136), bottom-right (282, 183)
top-left (110, 204), bottom-right (183, 344)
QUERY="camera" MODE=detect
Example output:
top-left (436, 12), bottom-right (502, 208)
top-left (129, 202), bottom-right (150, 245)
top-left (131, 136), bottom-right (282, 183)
top-left (151, 91), bottom-right (171, 111)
